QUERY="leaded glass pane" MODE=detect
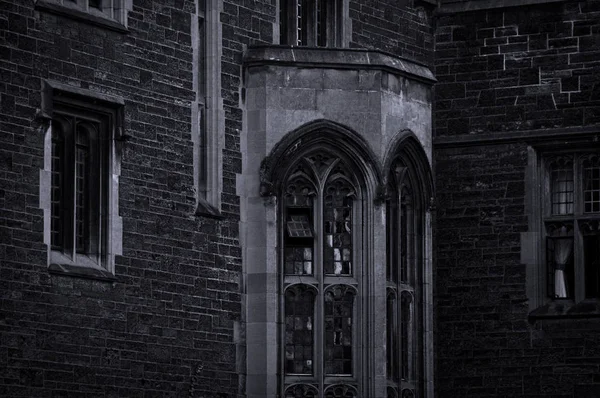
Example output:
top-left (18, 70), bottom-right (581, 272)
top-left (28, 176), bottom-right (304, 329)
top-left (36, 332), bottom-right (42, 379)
top-left (402, 389), bottom-right (415, 398)
top-left (400, 291), bottom-right (413, 381)
top-left (287, 215), bottom-right (313, 238)
top-left (387, 197), bottom-right (399, 283)
top-left (89, 0), bottom-right (102, 9)
top-left (285, 246), bottom-right (313, 275)
top-left (285, 174), bottom-right (314, 276)
top-left (285, 384), bottom-right (318, 398)
top-left (581, 220), bottom-right (600, 298)
top-left (325, 286), bottom-right (354, 375)
top-left (546, 223), bottom-right (574, 299)
top-left (324, 179), bottom-right (353, 276)
top-left (75, 125), bottom-right (90, 254)
top-left (285, 174), bottom-right (313, 208)
top-left (550, 156), bottom-right (574, 215)
top-left (583, 154), bottom-right (600, 213)
top-left (51, 123), bottom-right (63, 250)
top-left (285, 286), bottom-right (315, 375)
top-left (324, 384), bottom-right (357, 398)
top-left (387, 291), bottom-right (398, 382)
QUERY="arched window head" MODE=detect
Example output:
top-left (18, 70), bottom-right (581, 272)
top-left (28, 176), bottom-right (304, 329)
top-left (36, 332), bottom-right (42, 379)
top-left (385, 151), bottom-right (430, 397)
top-left (280, 147), bottom-right (363, 397)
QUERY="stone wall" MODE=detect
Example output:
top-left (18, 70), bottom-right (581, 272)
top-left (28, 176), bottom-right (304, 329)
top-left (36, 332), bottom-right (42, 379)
top-left (433, 1), bottom-right (600, 397)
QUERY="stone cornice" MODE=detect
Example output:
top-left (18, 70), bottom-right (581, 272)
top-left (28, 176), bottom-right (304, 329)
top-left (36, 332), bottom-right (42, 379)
top-left (243, 45), bottom-right (437, 85)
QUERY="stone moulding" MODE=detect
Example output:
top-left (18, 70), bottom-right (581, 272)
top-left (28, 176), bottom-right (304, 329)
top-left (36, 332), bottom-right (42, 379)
top-left (243, 45), bottom-right (436, 86)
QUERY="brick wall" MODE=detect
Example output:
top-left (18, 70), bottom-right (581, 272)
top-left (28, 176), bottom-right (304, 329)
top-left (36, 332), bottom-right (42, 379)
top-left (435, 1), bottom-right (600, 137)
top-left (434, 1), bottom-right (600, 397)
top-left (0, 0), bottom-right (274, 396)
top-left (350, 0), bottom-right (434, 65)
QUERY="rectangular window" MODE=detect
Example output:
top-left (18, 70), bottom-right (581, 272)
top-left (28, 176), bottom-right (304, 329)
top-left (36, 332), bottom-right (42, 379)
top-left (41, 80), bottom-right (123, 279)
top-left (37, 0), bottom-right (127, 25)
top-left (51, 108), bottom-right (108, 269)
top-left (543, 152), bottom-right (600, 301)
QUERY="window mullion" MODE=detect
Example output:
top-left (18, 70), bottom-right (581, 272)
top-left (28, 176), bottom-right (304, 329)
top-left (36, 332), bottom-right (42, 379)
top-left (574, 156), bottom-right (585, 302)
top-left (316, 187), bottom-right (324, 394)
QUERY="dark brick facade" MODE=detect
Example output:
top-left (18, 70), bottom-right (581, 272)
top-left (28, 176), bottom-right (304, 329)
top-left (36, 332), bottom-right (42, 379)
top-left (0, 0), bottom-right (434, 397)
top-left (434, 1), bottom-right (600, 397)
top-left (350, 0), bottom-right (434, 65)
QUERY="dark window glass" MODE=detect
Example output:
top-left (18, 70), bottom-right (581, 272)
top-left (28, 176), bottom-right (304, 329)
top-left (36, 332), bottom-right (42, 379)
top-left (75, 125), bottom-right (90, 254)
top-left (285, 384), bottom-right (318, 398)
top-left (582, 220), bottom-right (600, 298)
top-left (583, 155), bottom-right (600, 213)
top-left (89, 0), bottom-right (102, 9)
top-left (285, 286), bottom-right (315, 375)
top-left (550, 156), bottom-right (574, 215)
top-left (324, 384), bottom-right (357, 398)
top-left (324, 286), bottom-right (354, 375)
top-left (400, 291), bottom-right (413, 381)
top-left (51, 123), bottom-right (64, 250)
top-left (386, 291), bottom-right (398, 382)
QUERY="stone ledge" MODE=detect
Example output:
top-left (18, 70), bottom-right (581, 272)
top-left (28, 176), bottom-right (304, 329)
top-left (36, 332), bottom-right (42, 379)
top-left (529, 299), bottom-right (600, 320)
top-left (48, 263), bottom-right (117, 282)
top-left (35, 0), bottom-right (129, 33)
top-left (244, 45), bottom-right (436, 85)
top-left (436, 0), bottom-right (567, 14)
top-left (434, 126), bottom-right (600, 148)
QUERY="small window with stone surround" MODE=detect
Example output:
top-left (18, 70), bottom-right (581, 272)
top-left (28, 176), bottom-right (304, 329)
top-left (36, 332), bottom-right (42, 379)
top-left (35, 0), bottom-right (129, 30)
top-left (40, 80), bottom-right (123, 281)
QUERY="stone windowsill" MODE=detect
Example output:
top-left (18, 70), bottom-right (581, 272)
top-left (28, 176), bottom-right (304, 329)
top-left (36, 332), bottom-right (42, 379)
top-left (49, 263), bottom-right (117, 282)
top-left (35, 0), bottom-right (129, 33)
top-left (243, 45), bottom-right (436, 85)
top-left (529, 299), bottom-right (600, 320)
top-left (436, 0), bottom-right (567, 14)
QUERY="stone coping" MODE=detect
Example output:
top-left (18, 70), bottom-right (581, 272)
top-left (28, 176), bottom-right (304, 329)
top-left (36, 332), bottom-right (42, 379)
top-left (244, 45), bottom-right (436, 85)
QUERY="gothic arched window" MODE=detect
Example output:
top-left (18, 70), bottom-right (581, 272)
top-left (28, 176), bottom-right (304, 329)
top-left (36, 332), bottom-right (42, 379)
top-left (386, 160), bottom-right (425, 397)
top-left (281, 150), bottom-right (362, 396)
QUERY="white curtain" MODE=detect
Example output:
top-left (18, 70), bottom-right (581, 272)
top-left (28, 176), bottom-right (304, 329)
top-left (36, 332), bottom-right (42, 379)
top-left (554, 237), bottom-right (573, 298)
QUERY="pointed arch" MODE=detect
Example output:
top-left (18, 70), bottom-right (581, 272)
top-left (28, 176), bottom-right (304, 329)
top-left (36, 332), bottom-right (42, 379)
top-left (259, 119), bottom-right (383, 199)
top-left (383, 130), bottom-right (434, 207)
top-left (384, 129), bottom-right (434, 397)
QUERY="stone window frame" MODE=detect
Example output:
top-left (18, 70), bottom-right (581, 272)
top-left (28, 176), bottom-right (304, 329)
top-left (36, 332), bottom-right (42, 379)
top-left (253, 121), bottom-right (383, 397)
top-left (525, 139), bottom-right (600, 318)
top-left (39, 80), bottom-right (124, 281)
top-left (250, 122), bottom-right (435, 397)
top-left (277, 0), bottom-right (351, 48)
top-left (383, 134), bottom-right (435, 398)
top-left (34, 0), bottom-right (131, 32)
top-left (279, 145), bottom-right (364, 396)
top-left (193, 0), bottom-right (223, 218)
